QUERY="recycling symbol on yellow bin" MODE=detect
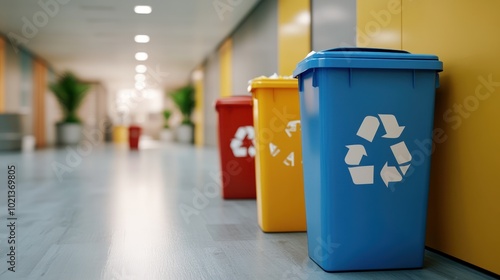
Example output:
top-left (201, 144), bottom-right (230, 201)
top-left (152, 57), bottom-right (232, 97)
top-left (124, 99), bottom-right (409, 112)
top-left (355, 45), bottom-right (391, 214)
top-left (230, 126), bottom-right (256, 158)
top-left (345, 114), bottom-right (412, 187)
top-left (269, 120), bottom-right (300, 167)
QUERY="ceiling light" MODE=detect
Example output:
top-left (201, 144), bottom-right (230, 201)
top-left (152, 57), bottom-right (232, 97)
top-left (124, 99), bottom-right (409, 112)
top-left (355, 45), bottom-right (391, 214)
top-left (135, 65), bottom-right (147, 73)
top-left (135, 74), bottom-right (146, 82)
top-left (134, 35), bottom-right (150, 43)
top-left (135, 82), bottom-right (146, 90)
top-left (192, 69), bottom-right (204, 81)
top-left (135, 52), bottom-right (148, 61)
top-left (134, 5), bottom-right (152, 14)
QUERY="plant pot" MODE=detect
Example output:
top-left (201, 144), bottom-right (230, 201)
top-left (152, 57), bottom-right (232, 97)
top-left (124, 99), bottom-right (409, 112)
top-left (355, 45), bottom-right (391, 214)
top-left (176, 124), bottom-right (193, 144)
top-left (160, 128), bottom-right (174, 142)
top-left (56, 123), bottom-right (83, 146)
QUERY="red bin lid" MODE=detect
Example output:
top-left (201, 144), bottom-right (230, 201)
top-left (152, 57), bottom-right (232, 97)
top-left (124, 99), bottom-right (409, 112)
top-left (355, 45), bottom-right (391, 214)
top-left (215, 95), bottom-right (252, 111)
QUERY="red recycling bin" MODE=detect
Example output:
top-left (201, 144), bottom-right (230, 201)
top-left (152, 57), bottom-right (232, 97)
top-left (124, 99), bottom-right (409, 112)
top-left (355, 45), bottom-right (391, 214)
top-left (129, 125), bottom-right (142, 150)
top-left (215, 96), bottom-right (256, 199)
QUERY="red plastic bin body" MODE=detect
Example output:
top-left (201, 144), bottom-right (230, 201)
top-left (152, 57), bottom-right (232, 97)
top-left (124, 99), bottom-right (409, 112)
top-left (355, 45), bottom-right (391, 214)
top-left (215, 96), bottom-right (256, 199)
top-left (129, 125), bottom-right (141, 150)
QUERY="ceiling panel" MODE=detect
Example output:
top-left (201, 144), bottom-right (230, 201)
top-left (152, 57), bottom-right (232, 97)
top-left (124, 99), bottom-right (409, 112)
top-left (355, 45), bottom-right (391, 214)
top-left (0, 0), bottom-right (261, 91)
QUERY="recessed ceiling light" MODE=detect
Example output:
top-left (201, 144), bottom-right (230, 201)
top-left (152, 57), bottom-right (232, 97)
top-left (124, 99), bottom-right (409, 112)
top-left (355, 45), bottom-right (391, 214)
top-left (134, 5), bottom-right (151, 14)
top-left (135, 74), bottom-right (146, 82)
top-left (135, 82), bottom-right (146, 90)
top-left (135, 52), bottom-right (148, 61)
top-left (192, 69), bottom-right (204, 81)
top-left (135, 35), bottom-right (150, 43)
top-left (136, 65), bottom-right (147, 73)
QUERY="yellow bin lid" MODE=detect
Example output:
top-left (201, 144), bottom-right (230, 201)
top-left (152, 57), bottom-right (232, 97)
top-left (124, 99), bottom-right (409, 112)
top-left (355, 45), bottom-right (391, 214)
top-left (248, 75), bottom-right (298, 93)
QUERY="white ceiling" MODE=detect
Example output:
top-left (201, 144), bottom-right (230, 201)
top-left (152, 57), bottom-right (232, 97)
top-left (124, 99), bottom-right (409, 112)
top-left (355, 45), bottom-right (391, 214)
top-left (0, 0), bottom-right (260, 92)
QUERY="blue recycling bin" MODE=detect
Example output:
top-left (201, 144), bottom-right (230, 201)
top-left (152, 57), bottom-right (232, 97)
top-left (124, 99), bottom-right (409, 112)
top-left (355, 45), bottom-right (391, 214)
top-left (293, 48), bottom-right (443, 272)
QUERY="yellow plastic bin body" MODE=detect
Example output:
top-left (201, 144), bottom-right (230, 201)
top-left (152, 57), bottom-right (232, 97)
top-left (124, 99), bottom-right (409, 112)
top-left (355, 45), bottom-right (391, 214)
top-left (112, 126), bottom-right (128, 144)
top-left (249, 77), bottom-right (306, 232)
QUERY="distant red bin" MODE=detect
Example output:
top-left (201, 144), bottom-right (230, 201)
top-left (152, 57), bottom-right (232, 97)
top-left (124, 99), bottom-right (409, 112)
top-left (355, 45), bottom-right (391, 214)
top-left (128, 125), bottom-right (142, 150)
top-left (215, 96), bottom-right (256, 199)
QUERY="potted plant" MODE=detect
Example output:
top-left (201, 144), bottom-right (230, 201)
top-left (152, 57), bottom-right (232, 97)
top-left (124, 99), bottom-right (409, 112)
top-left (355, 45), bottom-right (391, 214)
top-left (160, 109), bottom-right (174, 141)
top-left (49, 72), bottom-right (90, 145)
top-left (169, 85), bottom-right (195, 143)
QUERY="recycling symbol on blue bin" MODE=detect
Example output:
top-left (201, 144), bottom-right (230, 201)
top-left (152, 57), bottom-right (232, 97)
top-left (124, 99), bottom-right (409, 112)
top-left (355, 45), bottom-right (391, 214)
top-left (345, 114), bottom-right (412, 187)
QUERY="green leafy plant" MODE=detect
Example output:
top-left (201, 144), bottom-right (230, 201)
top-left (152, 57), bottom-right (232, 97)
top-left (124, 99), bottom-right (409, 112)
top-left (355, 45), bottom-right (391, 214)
top-left (49, 72), bottom-right (90, 123)
top-left (169, 85), bottom-right (195, 125)
top-left (163, 110), bottom-right (172, 128)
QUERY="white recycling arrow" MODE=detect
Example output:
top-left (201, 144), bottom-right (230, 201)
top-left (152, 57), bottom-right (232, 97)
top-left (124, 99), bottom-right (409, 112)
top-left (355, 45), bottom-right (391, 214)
top-left (230, 139), bottom-right (247, 157)
top-left (380, 162), bottom-right (403, 187)
top-left (245, 126), bottom-right (255, 139)
top-left (356, 116), bottom-right (380, 142)
top-left (390, 141), bottom-right (412, 165)
top-left (248, 146), bottom-right (256, 157)
top-left (285, 120), bottom-right (301, 137)
top-left (347, 114), bottom-right (411, 189)
top-left (283, 152), bottom-right (295, 166)
top-left (379, 114), bottom-right (405, 139)
top-left (230, 126), bottom-right (255, 158)
top-left (269, 142), bottom-right (280, 157)
top-left (348, 166), bottom-right (374, 185)
top-left (235, 126), bottom-right (247, 140)
top-left (399, 164), bottom-right (410, 175)
top-left (345, 145), bottom-right (367, 165)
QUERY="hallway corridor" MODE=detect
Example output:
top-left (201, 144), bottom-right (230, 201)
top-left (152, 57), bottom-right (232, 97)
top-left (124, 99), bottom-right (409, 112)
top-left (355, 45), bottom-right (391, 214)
top-left (0, 144), bottom-right (495, 280)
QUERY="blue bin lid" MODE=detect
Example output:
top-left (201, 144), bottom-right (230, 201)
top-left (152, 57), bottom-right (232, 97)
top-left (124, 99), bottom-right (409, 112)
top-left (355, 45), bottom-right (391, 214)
top-left (293, 47), bottom-right (443, 78)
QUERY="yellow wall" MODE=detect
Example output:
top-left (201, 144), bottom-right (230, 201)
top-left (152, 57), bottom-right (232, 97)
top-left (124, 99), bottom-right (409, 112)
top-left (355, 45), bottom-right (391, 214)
top-left (219, 38), bottom-right (232, 97)
top-left (358, 0), bottom-right (500, 274)
top-left (278, 0), bottom-right (311, 75)
top-left (356, 0), bottom-right (402, 49)
top-left (0, 37), bottom-right (5, 112)
top-left (193, 67), bottom-right (204, 147)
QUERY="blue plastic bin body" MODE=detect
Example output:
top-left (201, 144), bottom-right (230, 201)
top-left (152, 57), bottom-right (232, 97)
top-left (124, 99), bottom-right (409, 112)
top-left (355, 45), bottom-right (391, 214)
top-left (293, 48), bottom-right (443, 272)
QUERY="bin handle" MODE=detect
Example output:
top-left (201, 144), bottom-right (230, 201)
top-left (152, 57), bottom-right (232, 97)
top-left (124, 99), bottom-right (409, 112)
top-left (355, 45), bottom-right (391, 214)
top-left (322, 47), bottom-right (410, 54)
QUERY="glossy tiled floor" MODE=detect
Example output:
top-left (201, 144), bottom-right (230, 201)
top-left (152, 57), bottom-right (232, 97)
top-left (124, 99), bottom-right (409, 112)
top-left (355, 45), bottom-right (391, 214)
top-left (0, 143), bottom-right (496, 279)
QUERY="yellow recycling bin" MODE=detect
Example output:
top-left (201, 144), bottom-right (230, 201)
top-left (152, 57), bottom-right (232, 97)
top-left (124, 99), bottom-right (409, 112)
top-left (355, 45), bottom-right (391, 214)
top-left (249, 76), bottom-right (306, 232)
top-left (112, 125), bottom-right (128, 144)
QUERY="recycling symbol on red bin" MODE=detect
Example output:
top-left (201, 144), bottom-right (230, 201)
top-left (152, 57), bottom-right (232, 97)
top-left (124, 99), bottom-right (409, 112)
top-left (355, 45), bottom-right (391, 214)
top-left (345, 114), bottom-right (412, 187)
top-left (230, 126), bottom-right (256, 158)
